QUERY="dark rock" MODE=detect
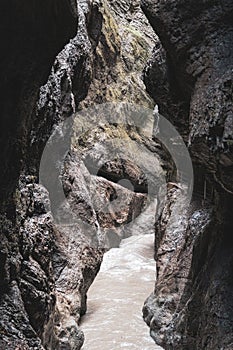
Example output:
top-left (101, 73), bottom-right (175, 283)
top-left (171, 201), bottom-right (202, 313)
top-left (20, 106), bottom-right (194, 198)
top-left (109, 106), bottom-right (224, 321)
top-left (0, 0), bottom-right (78, 200)
top-left (141, 0), bottom-right (233, 348)
top-left (0, 1), bottom-right (95, 348)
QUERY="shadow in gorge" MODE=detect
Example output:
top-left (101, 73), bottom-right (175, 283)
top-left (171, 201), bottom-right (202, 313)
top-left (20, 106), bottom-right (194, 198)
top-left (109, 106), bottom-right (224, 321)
top-left (177, 193), bottom-right (233, 349)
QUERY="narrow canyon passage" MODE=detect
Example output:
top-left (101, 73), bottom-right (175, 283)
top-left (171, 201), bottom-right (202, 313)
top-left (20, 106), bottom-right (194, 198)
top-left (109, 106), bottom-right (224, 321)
top-left (0, 0), bottom-right (232, 349)
top-left (81, 233), bottom-right (163, 350)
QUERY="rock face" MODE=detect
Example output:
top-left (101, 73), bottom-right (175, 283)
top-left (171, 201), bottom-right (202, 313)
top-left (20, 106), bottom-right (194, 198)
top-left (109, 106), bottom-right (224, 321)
top-left (2, 0), bottom-right (231, 348)
top-left (141, 0), bottom-right (233, 349)
top-left (81, 0), bottom-right (156, 108)
top-left (0, 1), bottom-right (101, 349)
top-left (46, 2), bottom-right (162, 346)
top-left (0, 1), bottom-right (78, 201)
top-left (36, 1), bottom-right (161, 348)
top-left (0, 0), bottom-right (161, 349)
top-left (0, 1), bottom-right (79, 349)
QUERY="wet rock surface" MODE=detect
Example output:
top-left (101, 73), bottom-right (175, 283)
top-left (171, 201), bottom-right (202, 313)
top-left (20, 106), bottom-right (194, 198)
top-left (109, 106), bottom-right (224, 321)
top-left (1, 0), bottom-right (231, 349)
top-left (0, 0), bottom-right (100, 348)
top-left (0, 1), bottom-right (79, 348)
top-left (141, 0), bottom-right (233, 349)
top-left (0, 0), bottom-right (160, 349)
top-left (41, 1), bottom-right (161, 347)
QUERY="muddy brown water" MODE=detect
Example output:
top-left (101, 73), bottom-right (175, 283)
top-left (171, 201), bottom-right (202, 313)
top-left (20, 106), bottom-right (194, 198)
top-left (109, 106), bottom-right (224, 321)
top-left (81, 234), bottom-right (163, 349)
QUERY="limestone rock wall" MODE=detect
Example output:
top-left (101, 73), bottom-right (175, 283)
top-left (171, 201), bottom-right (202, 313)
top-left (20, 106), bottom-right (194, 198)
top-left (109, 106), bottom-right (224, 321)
top-left (141, 0), bottom-right (233, 349)
top-left (0, 1), bottom-right (93, 349)
top-left (45, 2), bottom-right (160, 346)
top-left (0, 0), bottom-right (160, 349)
top-left (35, 1), bottom-right (161, 348)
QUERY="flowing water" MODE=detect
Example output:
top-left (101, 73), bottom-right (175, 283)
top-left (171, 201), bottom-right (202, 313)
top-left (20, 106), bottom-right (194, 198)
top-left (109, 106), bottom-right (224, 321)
top-left (81, 233), bottom-right (163, 349)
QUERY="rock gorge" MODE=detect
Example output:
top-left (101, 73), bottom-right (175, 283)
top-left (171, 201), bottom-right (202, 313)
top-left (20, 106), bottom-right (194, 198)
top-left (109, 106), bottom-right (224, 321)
top-left (0, 1), bottom-right (232, 350)
top-left (141, 1), bottom-right (233, 349)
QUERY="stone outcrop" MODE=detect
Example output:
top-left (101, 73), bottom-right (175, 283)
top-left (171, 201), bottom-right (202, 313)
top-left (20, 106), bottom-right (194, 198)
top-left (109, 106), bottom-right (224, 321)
top-left (0, 1), bottom-right (79, 349)
top-left (80, 0), bottom-right (156, 108)
top-left (36, 1), bottom-right (161, 348)
top-left (0, 0), bottom-right (161, 349)
top-left (0, 1), bottom-right (78, 202)
top-left (141, 0), bottom-right (233, 349)
top-left (0, 1), bottom-right (94, 349)
top-left (47, 2), bottom-right (163, 345)
top-left (2, 0), bottom-right (231, 348)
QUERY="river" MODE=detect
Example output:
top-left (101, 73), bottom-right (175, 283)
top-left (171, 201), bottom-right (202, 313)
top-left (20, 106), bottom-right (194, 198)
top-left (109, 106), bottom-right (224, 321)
top-left (81, 233), bottom-right (163, 349)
